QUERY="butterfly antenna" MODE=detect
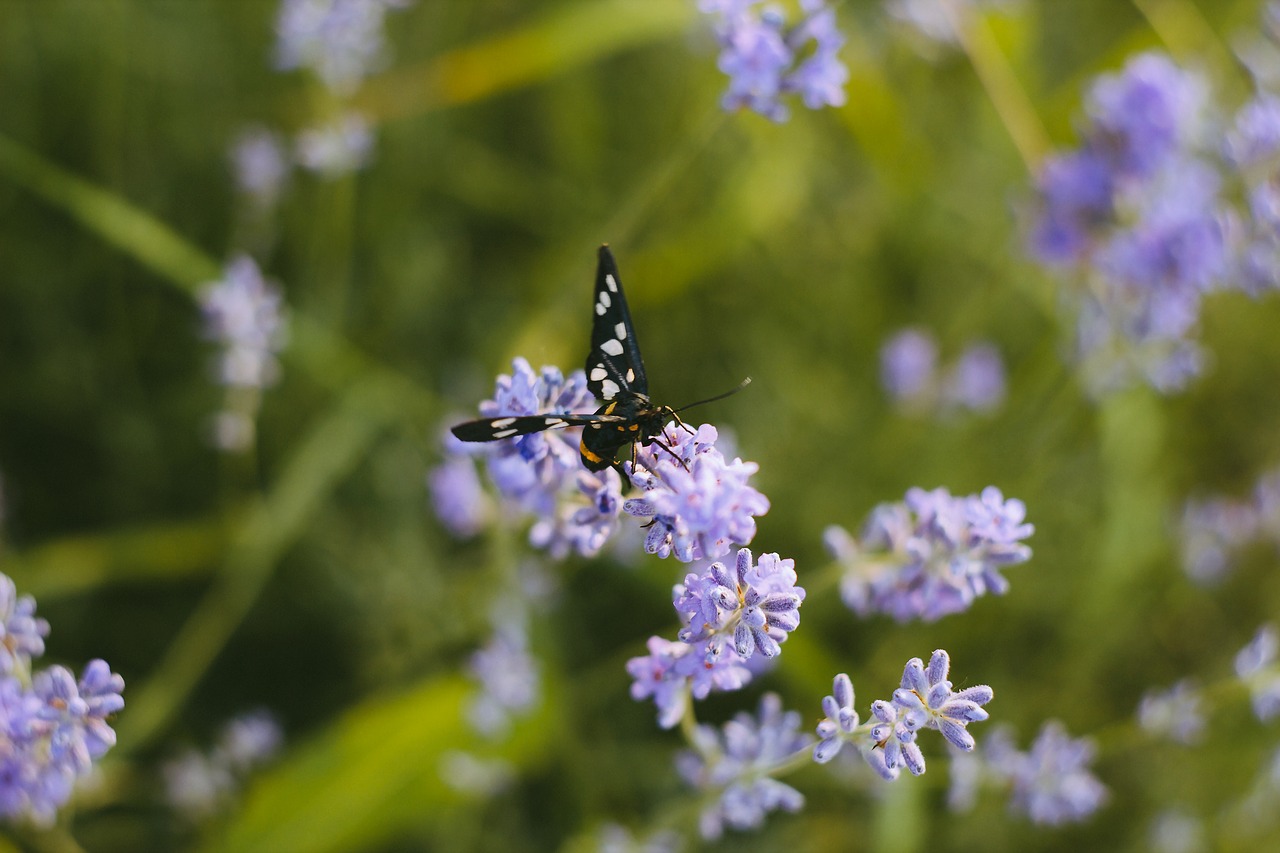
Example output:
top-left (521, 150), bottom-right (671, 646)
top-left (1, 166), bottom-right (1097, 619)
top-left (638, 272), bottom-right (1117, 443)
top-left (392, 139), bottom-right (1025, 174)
top-left (672, 377), bottom-right (752, 414)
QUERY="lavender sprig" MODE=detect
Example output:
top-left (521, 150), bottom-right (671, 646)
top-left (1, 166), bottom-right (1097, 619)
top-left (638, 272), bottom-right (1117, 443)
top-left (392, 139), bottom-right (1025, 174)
top-left (624, 423), bottom-right (769, 563)
top-left (677, 693), bottom-right (811, 840)
top-left (699, 0), bottom-right (848, 122)
top-left (813, 651), bottom-right (993, 782)
top-left (674, 548), bottom-right (805, 664)
top-left (826, 485), bottom-right (1033, 622)
top-left (0, 572), bottom-right (124, 826)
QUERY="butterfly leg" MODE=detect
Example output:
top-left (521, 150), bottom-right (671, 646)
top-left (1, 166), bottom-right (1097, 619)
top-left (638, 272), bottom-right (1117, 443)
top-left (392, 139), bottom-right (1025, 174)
top-left (668, 410), bottom-right (696, 436)
top-left (648, 435), bottom-right (690, 471)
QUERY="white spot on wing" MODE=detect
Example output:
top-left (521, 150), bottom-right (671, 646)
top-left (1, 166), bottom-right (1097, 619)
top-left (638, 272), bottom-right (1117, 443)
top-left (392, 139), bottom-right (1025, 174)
top-left (614, 322), bottom-right (627, 340)
top-left (625, 368), bottom-right (635, 382)
top-left (605, 274), bottom-right (618, 293)
top-left (590, 366), bottom-right (607, 381)
top-left (492, 428), bottom-right (518, 439)
top-left (601, 339), bottom-right (624, 356)
top-left (601, 379), bottom-right (620, 398)
top-left (599, 291), bottom-right (611, 308)
top-left (595, 303), bottom-right (606, 316)
top-left (491, 417), bottom-right (516, 428)
top-left (544, 418), bottom-right (568, 429)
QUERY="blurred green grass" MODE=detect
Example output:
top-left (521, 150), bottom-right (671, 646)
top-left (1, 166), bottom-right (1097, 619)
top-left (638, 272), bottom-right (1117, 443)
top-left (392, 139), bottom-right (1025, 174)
top-left (2, 0), bottom-right (1280, 850)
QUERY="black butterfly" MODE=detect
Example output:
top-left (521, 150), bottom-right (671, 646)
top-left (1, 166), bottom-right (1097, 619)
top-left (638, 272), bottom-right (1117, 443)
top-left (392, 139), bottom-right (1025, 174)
top-left (451, 245), bottom-right (747, 477)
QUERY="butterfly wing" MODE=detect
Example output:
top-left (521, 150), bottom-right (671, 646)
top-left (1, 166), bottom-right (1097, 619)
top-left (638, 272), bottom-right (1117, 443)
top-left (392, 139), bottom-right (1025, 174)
top-left (585, 245), bottom-right (648, 401)
top-left (451, 413), bottom-right (626, 442)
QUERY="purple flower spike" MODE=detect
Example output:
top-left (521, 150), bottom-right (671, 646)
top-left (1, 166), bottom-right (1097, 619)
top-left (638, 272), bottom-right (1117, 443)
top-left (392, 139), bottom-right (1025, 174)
top-left (627, 636), bottom-right (753, 729)
top-left (625, 424), bottom-right (770, 562)
top-left (829, 485), bottom-right (1033, 622)
top-left (868, 699), bottom-right (925, 778)
top-left (1003, 721), bottom-right (1109, 825)
top-left (0, 575), bottom-right (50, 675)
top-left (674, 549), bottom-right (805, 665)
top-left (677, 693), bottom-right (811, 840)
top-left (1236, 624), bottom-right (1280, 722)
top-left (891, 650), bottom-right (993, 753)
top-left (814, 673), bottom-right (859, 763)
top-left (701, 0), bottom-right (848, 122)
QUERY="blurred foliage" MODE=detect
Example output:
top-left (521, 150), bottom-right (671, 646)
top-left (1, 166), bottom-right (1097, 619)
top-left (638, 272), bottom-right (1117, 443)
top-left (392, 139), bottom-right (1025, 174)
top-left (2, 0), bottom-right (1280, 851)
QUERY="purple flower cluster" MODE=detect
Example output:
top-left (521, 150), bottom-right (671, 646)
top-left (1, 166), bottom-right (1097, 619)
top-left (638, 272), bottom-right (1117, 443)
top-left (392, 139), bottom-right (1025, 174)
top-left (230, 126), bottom-right (289, 209)
top-left (199, 256), bottom-right (289, 392)
top-left (626, 636), bottom-right (753, 730)
top-left (674, 548), bottom-right (805, 664)
top-left (275, 0), bottom-right (412, 94)
top-left (949, 721), bottom-right (1108, 826)
top-left (432, 358), bottom-right (626, 558)
top-left (0, 573), bottom-right (124, 825)
top-left (1136, 680), bottom-right (1205, 745)
top-left (628, 550), bottom-right (799, 728)
top-left (1027, 42), bottom-right (1280, 394)
top-left (164, 710), bottom-right (283, 820)
top-left (625, 423), bottom-right (770, 562)
top-left (199, 256), bottom-right (290, 452)
top-left (467, 604), bottom-right (541, 738)
top-left (1235, 624), bottom-right (1280, 723)
top-left (880, 328), bottom-right (1007, 415)
top-left (1180, 467), bottom-right (1280, 583)
top-left (825, 485), bottom-right (1033, 622)
top-left (699, 0), bottom-right (848, 122)
top-left (295, 113), bottom-right (376, 178)
top-left (676, 693), bottom-right (810, 840)
top-left (436, 361), bottom-right (769, 562)
top-left (813, 651), bottom-right (993, 781)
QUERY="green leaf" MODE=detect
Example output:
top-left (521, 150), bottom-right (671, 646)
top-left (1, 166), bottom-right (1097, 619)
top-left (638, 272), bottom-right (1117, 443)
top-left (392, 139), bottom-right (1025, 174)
top-left (210, 677), bottom-right (552, 853)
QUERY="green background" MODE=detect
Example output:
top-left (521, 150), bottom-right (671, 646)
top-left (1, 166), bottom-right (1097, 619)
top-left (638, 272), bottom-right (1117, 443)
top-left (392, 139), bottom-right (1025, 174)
top-left (2, 0), bottom-right (1279, 850)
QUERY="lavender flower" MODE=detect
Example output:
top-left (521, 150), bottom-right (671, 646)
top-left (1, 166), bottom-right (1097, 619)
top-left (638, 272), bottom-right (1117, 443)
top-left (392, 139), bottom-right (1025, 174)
top-left (0, 575), bottom-right (49, 675)
top-left (1026, 52), bottom-right (1238, 395)
top-left (995, 721), bottom-right (1108, 826)
top-left (275, 0), bottom-right (411, 94)
top-left (826, 485), bottom-right (1033, 622)
top-left (229, 126), bottom-right (289, 208)
top-left (813, 673), bottom-right (858, 764)
top-left (0, 653), bottom-right (124, 825)
top-left (529, 468), bottom-right (624, 559)
top-left (1235, 624), bottom-right (1280, 722)
top-left (1137, 680), bottom-right (1205, 744)
top-left (427, 455), bottom-right (494, 539)
top-left (814, 653), bottom-right (992, 782)
top-left (295, 113), bottom-right (375, 177)
top-left (700, 0), bottom-right (848, 122)
top-left (942, 342), bottom-right (1006, 412)
top-left (880, 328), bottom-right (938, 405)
top-left (1179, 495), bottom-right (1259, 583)
top-left (624, 423), bottom-right (769, 562)
top-left (626, 636), bottom-right (753, 729)
top-left (467, 627), bottom-right (540, 738)
top-left (674, 548), bottom-right (804, 665)
top-left (892, 650), bottom-right (993, 753)
top-left (881, 330), bottom-right (1005, 415)
top-left (597, 823), bottom-right (683, 853)
top-left (164, 709), bottom-right (282, 820)
top-left (199, 256), bottom-right (289, 392)
top-left (867, 698), bottom-right (925, 779)
top-left (676, 693), bottom-right (810, 840)
top-left (444, 359), bottom-right (635, 558)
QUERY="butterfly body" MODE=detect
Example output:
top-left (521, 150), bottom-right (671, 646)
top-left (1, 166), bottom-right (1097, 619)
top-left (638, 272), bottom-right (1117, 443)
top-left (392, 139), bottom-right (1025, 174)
top-left (578, 392), bottom-right (674, 472)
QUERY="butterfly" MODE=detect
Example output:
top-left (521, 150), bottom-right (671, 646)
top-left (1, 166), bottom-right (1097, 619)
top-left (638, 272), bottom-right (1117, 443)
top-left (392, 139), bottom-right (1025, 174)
top-left (451, 245), bottom-right (747, 477)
